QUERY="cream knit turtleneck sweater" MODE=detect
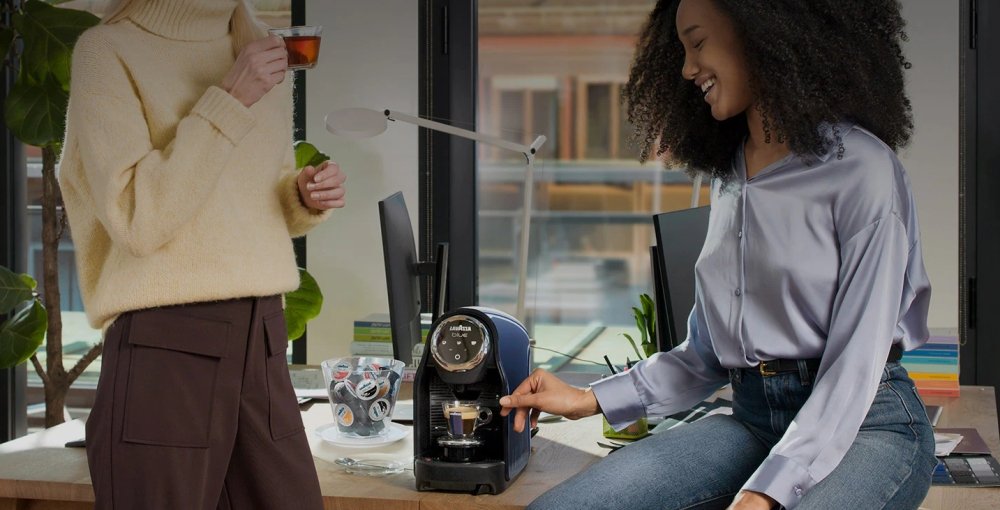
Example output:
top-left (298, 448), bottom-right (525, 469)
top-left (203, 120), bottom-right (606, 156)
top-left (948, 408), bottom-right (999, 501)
top-left (59, 0), bottom-right (330, 330)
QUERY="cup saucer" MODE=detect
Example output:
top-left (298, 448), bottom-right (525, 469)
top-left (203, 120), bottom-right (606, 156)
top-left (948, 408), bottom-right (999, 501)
top-left (315, 422), bottom-right (411, 447)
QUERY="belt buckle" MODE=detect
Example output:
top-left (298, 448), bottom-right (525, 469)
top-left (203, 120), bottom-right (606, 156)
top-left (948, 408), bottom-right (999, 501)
top-left (758, 361), bottom-right (777, 377)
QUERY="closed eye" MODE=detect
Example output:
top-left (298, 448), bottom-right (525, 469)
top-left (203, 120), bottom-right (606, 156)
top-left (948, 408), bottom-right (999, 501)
top-left (694, 39), bottom-right (706, 50)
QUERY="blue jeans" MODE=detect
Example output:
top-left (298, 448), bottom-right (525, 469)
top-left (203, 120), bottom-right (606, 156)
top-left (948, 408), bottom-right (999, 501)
top-left (528, 362), bottom-right (937, 510)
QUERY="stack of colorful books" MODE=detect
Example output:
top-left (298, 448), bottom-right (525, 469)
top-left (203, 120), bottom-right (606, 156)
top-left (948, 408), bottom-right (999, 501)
top-left (351, 313), bottom-right (394, 356)
top-left (350, 312), bottom-right (431, 360)
top-left (902, 333), bottom-right (960, 398)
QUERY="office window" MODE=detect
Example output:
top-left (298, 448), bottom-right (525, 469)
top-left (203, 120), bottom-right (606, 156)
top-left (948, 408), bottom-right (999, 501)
top-left (575, 79), bottom-right (642, 161)
top-left (478, 0), bottom-right (708, 375)
top-left (484, 76), bottom-right (560, 161)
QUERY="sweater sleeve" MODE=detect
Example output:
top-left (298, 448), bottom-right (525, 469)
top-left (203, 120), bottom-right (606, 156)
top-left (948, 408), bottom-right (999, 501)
top-left (67, 30), bottom-right (255, 258)
top-left (275, 143), bottom-right (332, 238)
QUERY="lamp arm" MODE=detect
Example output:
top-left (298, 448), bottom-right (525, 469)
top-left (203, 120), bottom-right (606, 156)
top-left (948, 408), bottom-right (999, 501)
top-left (515, 156), bottom-right (535, 321)
top-left (386, 110), bottom-right (538, 158)
top-left (383, 109), bottom-right (547, 324)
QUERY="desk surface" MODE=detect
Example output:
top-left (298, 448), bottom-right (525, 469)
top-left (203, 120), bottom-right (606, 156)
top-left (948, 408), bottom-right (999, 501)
top-left (1, 386), bottom-right (998, 510)
top-left (921, 386), bottom-right (1000, 509)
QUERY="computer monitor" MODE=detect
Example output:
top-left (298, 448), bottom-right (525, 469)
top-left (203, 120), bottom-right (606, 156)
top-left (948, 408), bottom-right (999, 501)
top-left (652, 206), bottom-right (711, 351)
top-left (379, 192), bottom-right (448, 366)
top-left (650, 245), bottom-right (669, 352)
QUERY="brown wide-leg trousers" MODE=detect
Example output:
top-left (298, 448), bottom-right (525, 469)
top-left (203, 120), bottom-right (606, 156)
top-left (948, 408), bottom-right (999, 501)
top-left (85, 296), bottom-right (324, 509)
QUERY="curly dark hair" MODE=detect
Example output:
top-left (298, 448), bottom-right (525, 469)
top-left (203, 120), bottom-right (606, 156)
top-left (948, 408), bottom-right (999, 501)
top-left (623, 0), bottom-right (913, 180)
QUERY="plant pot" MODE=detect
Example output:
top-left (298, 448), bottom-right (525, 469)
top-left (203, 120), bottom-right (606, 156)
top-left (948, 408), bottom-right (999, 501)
top-left (601, 415), bottom-right (649, 440)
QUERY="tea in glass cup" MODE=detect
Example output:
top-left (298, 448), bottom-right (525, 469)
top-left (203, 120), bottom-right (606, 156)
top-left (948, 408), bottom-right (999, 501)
top-left (269, 25), bottom-right (323, 70)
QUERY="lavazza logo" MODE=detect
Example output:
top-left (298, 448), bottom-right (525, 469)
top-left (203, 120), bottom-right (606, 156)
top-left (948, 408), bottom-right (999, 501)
top-left (450, 324), bottom-right (472, 332)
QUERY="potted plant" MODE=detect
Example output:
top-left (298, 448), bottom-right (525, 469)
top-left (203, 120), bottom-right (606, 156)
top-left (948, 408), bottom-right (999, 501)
top-left (622, 292), bottom-right (657, 362)
top-left (0, 1), bottom-right (324, 428)
top-left (0, 0), bottom-right (101, 429)
top-left (599, 293), bottom-right (658, 440)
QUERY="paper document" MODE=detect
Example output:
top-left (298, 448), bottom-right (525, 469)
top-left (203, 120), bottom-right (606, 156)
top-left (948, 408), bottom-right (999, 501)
top-left (935, 433), bottom-right (964, 457)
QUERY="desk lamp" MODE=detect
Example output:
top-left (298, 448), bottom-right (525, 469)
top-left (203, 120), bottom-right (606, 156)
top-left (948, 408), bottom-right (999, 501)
top-left (325, 107), bottom-right (546, 322)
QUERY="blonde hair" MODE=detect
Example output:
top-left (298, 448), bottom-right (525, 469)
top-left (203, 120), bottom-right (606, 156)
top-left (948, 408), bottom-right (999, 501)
top-left (100, 0), bottom-right (266, 52)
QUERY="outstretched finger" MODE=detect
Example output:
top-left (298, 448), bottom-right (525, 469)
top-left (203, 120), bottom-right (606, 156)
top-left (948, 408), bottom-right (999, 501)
top-left (500, 392), bottom-right (538, 412)
top-left (513, 407), bottom-right (530, 433)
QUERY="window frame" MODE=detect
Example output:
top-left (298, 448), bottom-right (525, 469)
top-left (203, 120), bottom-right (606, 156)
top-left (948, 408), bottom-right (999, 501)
top-left (1, 0), bottom-right (29, 441)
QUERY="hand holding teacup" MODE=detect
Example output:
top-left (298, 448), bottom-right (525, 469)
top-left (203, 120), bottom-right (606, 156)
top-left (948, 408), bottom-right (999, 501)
top-left (221, 35), bottom-right (287, 107)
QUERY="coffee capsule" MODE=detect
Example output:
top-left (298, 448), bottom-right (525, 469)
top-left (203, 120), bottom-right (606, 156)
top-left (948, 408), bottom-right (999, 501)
top-left (331, 360), bottom-right (352, 381)
top-left (334, 404), bottom-right (354, 427)
top-left (375, 377), bottom-right (391, 398)
top-left (369, 398), bottom-right (391, 421)
top-left (354, 377), bottom-right (379, 400)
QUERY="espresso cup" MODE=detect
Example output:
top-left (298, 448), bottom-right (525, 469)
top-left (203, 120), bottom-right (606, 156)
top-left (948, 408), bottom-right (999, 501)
top-left (442, 400), bottom-right (492, 438)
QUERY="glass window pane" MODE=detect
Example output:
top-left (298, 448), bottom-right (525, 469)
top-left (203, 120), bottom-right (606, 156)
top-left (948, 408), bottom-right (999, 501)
top-left (585, 83), bottom-right (611, 159)
top-left (499, 90), bottom-right (526, 161)
top-left (619, 103), bottom-right (642, 161)
top-left (531, 90), bottom-right (559, 160)
top-left (478, 0), bottom-right (701, 376)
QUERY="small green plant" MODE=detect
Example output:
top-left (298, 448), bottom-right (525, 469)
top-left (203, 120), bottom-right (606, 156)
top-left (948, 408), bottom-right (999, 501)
top-left (622, 293), bottom-right (656, 360)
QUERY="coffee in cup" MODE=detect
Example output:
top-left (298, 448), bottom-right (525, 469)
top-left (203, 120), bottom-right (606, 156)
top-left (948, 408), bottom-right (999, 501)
top-left (442, 400), bottom-right (492, 438)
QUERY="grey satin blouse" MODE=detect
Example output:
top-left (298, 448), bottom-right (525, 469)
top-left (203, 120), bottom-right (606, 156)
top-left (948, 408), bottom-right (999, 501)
top-left (591, 122), bottom-right (931, 506)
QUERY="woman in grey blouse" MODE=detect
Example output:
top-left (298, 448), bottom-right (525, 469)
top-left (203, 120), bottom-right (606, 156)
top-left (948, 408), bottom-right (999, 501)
top-left (499, 1), bottom-right (937, 509)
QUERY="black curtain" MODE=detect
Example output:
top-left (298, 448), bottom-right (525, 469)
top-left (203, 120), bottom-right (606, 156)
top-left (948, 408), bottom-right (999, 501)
top-left (962, 0), bottom-right (1000, 399)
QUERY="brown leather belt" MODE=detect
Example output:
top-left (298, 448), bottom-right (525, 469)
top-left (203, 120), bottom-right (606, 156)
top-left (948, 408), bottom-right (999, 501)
top-left (757, 343), bottom-right (903, 376)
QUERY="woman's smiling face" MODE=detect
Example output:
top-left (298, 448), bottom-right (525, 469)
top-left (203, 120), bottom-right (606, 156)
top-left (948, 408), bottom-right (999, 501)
top-left (676, 0), bottom-right (755, 121)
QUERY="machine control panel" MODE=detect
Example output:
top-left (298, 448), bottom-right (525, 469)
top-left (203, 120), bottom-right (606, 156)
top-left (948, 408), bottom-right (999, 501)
top-left (430, 315), bottom-right (490, 372)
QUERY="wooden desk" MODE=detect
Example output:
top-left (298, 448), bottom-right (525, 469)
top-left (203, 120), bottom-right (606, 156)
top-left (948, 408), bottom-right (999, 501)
top-left (2, 387), bottom-right (999, 510)
top-left (922, 386), bottom-right (1000, 509)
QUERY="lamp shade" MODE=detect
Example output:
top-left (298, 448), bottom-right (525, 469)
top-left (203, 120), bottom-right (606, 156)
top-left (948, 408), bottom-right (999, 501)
top-left (324, 108), bottom-right (388, 139)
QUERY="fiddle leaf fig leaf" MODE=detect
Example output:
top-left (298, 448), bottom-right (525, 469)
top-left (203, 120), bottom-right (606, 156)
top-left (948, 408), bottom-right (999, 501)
top-left (4, 72), bottom-right (67, 147)
top-left (0, 266), bottom-right (36, 316)
top-left (284, 268), bottom-right (323, 341)
top-left (294, 140), bottom-right (330, 169)
top-left (0, 300), bottom-right (47, 369)
top-left (13, 0), bottom-right (99, 87)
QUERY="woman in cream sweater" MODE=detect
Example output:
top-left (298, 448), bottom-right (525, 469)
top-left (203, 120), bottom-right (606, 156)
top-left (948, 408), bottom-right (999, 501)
top-left (58, 0), bottom-right (341, 508)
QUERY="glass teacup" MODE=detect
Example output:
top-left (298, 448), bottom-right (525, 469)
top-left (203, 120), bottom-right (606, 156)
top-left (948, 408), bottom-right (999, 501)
top-left (268, 25), bottom-right (323, 70)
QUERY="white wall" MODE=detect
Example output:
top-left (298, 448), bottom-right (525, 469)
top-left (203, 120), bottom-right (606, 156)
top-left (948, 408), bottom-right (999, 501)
top-left (304, 0), bottom-right (419, 363)
top-left (900, 0), bottom-right (960, 330)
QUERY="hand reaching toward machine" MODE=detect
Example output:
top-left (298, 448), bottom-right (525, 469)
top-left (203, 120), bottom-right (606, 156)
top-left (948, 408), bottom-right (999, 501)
top-left (499, 368), bottom-right (602, 433)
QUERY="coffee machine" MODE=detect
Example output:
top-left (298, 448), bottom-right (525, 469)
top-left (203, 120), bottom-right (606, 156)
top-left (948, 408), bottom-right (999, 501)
top-left (413, 306), bottom-right (531, 494)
